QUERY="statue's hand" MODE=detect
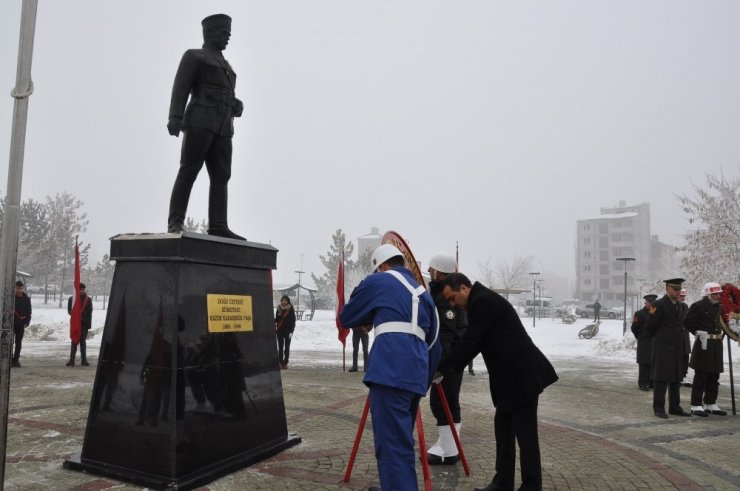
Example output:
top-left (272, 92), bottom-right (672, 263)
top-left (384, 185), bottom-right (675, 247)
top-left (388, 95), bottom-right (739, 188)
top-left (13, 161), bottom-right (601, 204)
top-left (233, 98), bottom-right (244, 117)
top-left (167, 118), bottom-right (182, 137)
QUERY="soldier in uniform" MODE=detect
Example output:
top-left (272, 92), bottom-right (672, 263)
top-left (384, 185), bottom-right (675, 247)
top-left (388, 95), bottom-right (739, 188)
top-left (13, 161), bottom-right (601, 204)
top-left (631, 294), bottom-right (657, 391)
top-left (685, 282), bottom-right (728, 417)
top-left (167, 14), bottom-right (245, 240)
top-left (426, 253), bottom-right (467, 465)
top-left (646, 278), bottom-right (692, 418)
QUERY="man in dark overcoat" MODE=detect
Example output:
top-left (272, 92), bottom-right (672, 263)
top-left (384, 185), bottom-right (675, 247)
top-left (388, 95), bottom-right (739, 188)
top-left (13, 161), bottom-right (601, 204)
top-left (685, 282), bottom-right (727, 417)
top-left (437, 273), bottom-right (558, 491)
top-left (631, 294), bottom-right (657, 391)
top-left (646, 278), bottom-right (692, 418)
top-left (167, 14), bottom-right (245, 240)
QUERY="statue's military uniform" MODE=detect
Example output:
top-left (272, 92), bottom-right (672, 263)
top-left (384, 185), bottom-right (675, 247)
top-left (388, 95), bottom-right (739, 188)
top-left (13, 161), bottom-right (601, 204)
top-left (167, 13), bottom-right (244, 238)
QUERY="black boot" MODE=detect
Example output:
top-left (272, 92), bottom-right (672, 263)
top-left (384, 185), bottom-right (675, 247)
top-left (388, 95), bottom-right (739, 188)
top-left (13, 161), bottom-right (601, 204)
top-left (66, 344), bottom-right (77, 367)
top-left (167, 172), bottom-right (194, 233)
top-left (207, 185), bottom-right (245, 240)
top-left (348, 351), bottom-right (359, 372)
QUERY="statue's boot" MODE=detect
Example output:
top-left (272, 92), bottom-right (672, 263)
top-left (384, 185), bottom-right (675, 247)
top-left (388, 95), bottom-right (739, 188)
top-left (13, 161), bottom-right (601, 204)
top-left (168, 175), bottom-right (193, 233)
top-left (207, 186), bottom-right (245, 240)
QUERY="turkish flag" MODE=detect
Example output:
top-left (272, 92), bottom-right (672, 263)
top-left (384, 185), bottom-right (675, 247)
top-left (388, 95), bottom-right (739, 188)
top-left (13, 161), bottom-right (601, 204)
top-left (336, 252), bottom-right (350, 346)
top-left (69, 241), bottom-right (81, 344)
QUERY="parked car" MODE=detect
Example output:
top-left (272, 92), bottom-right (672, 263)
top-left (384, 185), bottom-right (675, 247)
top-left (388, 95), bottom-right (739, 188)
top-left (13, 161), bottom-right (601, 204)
top-left (576, 303), bottom-right (621, 319)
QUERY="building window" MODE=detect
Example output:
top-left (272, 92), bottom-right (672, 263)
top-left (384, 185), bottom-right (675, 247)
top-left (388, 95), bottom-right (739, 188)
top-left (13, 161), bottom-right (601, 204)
top-left (585, 279), bottom-right (591, 286)
top-left (599, 237), bottom-right (609, 248)
top-left (600, 278), bottom-right (610, 289)
top-left (584, 251), bottom-right (591, 258)
top-left (599, 250), bottom-right (609, 261)
top-left (584, 237), bottom-right (591, 244)
top-left (584, 265), bottom-right (591, 272)
top-left (599, 223), bottom-right (609, 234)
top-left (599, 264), bottom-right (610, 275)
top-left (584, 224), bottom-right (591, 231)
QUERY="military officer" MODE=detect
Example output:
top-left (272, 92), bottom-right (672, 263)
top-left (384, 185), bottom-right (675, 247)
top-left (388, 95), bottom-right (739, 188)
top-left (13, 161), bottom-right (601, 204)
top-left (646, 278), bottom-right (692, 418)
top-left (631, 294), bottom-right (657, 391)
top-left (167, 14), bottom-right (245, 240)
top-left (685, 282), bottom-right (728, 417)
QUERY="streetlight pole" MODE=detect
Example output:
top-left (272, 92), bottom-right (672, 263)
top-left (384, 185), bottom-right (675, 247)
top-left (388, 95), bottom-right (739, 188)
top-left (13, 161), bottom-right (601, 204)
top-left (294, 269), bottom-right (304, 316)
top-left (616, 257), bottom-right (635, 335)
top-left (528, 272), bottom-right (540, 328)
top-left (536, 279), bottom-right (544, 320)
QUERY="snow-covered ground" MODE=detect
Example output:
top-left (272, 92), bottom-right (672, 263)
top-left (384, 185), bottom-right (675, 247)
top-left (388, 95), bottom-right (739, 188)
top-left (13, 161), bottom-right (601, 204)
top-left (21, 298), bottom-right (638, 362)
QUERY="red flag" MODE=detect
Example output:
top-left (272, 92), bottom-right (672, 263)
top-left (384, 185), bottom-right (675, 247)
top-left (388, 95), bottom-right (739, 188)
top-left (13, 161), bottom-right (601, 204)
top-left (69, 240), bottom-right (82, 344)
top-left (336, 252), bottom-right (350, 346)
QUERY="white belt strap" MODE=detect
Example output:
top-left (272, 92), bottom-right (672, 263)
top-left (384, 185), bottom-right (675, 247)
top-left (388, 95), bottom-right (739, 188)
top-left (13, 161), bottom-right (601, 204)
top-left (374, 270), bottom-right (438, 349)
top-left (375, 321), bottom-right (427, 342)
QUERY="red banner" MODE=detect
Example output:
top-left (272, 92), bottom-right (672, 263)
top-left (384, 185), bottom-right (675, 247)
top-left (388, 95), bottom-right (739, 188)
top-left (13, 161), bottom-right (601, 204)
top-left (336, 252), bottom-right (350, 346)
top-left (69, 241), bottom-right (81, 344)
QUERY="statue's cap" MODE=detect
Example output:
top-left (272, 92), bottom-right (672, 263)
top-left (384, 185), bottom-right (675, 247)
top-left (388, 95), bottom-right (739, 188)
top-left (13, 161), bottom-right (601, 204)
top-left (202, 14), bottom-right (231, 29)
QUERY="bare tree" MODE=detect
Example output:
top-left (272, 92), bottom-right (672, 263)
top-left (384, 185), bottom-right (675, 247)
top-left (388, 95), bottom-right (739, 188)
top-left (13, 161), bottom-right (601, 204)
top-left (476, 256), bottom-right (497, 288)
top-left (495, 255), bottom-right (534, 290)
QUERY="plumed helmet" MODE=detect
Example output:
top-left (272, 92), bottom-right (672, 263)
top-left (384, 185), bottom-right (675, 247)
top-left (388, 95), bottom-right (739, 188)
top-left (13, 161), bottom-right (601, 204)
top-left (428, 254), bottom-right (456, 274)
top-left (702, 282), bottom-right (722, 296)
top-left (371, 244), bottom-right (403, 272)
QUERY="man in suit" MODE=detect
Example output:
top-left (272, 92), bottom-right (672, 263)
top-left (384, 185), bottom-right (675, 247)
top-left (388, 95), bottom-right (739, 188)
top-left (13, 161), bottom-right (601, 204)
top-left (436, 273), bottom-right (558, 491)
top-left (631, 294), bottom-right (657, 391)
top-left (646, 278), bottom-right (692, 418)
top-left (167, 14), bottom-right (245, 240)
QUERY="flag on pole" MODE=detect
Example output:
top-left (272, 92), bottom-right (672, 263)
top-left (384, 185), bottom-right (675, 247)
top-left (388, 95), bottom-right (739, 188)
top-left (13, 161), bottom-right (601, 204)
top-left (336, 251), bottom-right (350, 346)
top-left (69, 238), bottom-right (82, 344)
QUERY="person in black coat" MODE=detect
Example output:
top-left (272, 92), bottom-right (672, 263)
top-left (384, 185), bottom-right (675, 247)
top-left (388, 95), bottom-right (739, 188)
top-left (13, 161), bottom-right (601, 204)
top-left (593, 299), bottom-right (602, 322)
top-left (436, 273), bottom-right (558, 491)
top-left (645, 278), bottom-right (692, 419)
top-left (67, 282), bottom-right (93, 366)
top-left (425, 254), bottom-right (468, 465)
top-left (12, 281), bottom-right (32, 367)
top-left (631, 294), bottom-right (657, 391)
top-left (685, 282), bottom-right (727, 417)
top-left (274, 295), bottom-right (296, 369)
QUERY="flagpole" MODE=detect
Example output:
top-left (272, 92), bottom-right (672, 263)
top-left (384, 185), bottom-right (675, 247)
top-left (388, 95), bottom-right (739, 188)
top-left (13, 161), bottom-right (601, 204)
top-left (0, 1), bottom-right (39, 485)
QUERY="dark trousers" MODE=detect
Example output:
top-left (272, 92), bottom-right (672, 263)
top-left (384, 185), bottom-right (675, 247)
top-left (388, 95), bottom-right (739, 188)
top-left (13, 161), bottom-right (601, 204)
top-left (594, 311), bottom-right (600, 322)
top-left (691, 370), bottom-right (720, 406)
top-left (369, 384), bottom-right (421, 491)
top-left (276, 331), bottom-right (291, 364)
top-left (168, 128), bottom-right (232, 230)
top-left (653, 381), bottom-right (681, 411)
top-left (492, 397), bottom-right (542, 491)
top-left (12, 324), bottom-right (24, 361)
top-left (638, 363), bottom-right (652, 389)
top-left (430, 368), bottom-right (463, 425)
top-left (351, 330), bottom-right (368, 369)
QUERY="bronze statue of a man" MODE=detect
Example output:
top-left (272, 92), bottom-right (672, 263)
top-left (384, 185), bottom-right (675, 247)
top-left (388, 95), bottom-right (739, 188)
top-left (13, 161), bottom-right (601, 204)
top-left (167, 13), bottom-right (245, 240)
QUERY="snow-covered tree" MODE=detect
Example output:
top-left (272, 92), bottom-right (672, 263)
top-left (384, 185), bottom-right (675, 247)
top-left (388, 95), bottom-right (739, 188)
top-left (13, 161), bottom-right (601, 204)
top-left (311, 229), bottom-right (356, 309)
top-left (678, 168), bottom-right (739, 287)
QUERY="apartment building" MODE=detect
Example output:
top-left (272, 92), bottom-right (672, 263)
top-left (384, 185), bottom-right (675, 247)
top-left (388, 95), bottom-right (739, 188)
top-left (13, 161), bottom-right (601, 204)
top-left (575, 201), bottom-right (676, 306)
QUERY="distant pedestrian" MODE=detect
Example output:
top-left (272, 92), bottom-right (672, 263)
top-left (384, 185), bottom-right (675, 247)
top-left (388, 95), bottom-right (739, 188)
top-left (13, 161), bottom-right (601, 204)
top-left (631, 294), bottom-right (657, 391)
top-left (685, 282), bottom-right (728, 417)
top-left (467, 360), bottom-right (475, 376)
top-left (436, 273), bottom-right (558, 491)
top-left (646, 278), bottom-right (692, 419)
top-left (593, 300), bottom-right (602, 322)
top-left (274, 295), bottom-right (296, 369)
top-left (348, 325), bottom-right (369, 372)
top-left (12, 281), bottom-right (32, 368)
top-left (67, 282), bottom-right (93, 366)
top-left (340, 244), bottom-right (441, 491)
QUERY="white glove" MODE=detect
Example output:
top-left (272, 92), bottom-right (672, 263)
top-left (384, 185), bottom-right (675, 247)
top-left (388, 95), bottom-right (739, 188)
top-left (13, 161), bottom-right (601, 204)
top-left (432, 372), bottom-right (444, 384)
top-left (697, 331), bottom-right (708, 350)
top-left (288, 332), bottom-right (293, 339)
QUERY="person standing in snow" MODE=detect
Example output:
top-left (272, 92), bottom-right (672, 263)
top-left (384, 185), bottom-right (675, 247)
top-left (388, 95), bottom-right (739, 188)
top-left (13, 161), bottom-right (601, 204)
top-left (67, 282), bottom-right (93, 366)
top-left (12, 281), bottom-right (32, 368)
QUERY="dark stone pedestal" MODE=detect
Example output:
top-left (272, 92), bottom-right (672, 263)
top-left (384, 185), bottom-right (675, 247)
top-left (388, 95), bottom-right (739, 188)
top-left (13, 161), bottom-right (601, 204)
top-left (64, 232), bottom-right (300, 489)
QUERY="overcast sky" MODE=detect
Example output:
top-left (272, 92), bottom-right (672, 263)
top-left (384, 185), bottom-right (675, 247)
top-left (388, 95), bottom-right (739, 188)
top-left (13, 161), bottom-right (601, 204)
top-left (1, 1), bottom-right (738, 287)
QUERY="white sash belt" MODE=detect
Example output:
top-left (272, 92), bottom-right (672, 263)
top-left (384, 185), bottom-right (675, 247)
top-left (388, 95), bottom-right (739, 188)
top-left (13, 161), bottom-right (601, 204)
top-left (375, 321), bottom-right (427, 342)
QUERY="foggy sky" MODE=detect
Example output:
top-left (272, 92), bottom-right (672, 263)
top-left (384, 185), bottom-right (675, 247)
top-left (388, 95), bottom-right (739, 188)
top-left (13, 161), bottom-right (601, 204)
top-left (1, 1), bottom-right (738, 288)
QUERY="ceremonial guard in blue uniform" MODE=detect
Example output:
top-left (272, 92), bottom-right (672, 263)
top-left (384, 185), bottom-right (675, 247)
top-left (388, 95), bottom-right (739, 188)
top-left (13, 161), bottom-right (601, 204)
top-left (340, 244), bottom-right (441, 491)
